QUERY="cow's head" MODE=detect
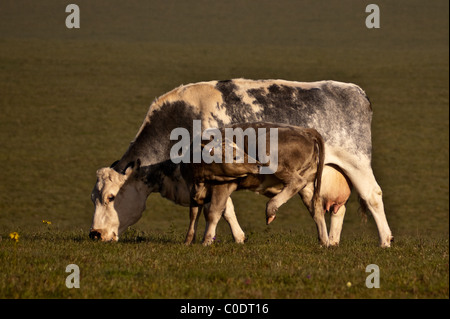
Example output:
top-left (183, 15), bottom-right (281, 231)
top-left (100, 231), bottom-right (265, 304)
top-left (90, 159), bottom-right (147, 241)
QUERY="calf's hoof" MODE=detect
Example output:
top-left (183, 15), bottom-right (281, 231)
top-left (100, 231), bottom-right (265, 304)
top-left (202, 236), bottom-right (215, 246)
top-left (184, 233), bottom-right (195, 245)
top-left (266, 215), bottom-right (276, 225)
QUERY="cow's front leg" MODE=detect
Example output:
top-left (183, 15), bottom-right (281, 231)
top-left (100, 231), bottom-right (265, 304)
top-left (202, 184), bottom-right (236, 245)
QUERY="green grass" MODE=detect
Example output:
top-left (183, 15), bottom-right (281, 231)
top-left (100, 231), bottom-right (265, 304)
top-left (0, 0), bottom-right (448, 299)
top-left (1, 229), bottom-right (448, 299)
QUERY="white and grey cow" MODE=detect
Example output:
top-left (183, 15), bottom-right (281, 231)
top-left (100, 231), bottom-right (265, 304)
top-left (90, 78), bottom-right (393, 247)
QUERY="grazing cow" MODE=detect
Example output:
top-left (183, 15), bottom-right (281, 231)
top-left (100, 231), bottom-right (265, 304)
top-left (180, 122), bottom-right (326, 245)
top-left (90, 78), bottom-right (393, 247)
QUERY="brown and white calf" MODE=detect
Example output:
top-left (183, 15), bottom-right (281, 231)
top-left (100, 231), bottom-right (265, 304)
top-left (180, 122), bottom-right (326, 245)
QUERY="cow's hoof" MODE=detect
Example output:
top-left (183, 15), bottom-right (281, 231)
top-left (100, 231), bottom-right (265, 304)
top-left (319, 241), bottom-right (330, 247)
top-left (380, 235), bottom-right (394, 248)
top-left (328, 240), bottom-right (340, 247)
top-left (234, 233), bottom-right (246, 244)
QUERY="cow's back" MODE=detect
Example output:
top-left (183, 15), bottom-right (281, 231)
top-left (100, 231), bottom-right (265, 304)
top-left (117, 78), bottom-right (372, 170)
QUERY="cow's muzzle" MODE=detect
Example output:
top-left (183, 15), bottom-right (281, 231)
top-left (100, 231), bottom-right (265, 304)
top-left (89, 229), bottom-right (102, 240)
top-left (89, 229), bottom-right (118, 241)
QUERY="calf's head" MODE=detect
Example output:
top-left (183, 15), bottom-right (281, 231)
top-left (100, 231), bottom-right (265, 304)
top-left (90, 160), bottom-right (147, 241)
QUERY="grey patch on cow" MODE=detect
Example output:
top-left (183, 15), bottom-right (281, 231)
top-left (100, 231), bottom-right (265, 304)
top-left (320, 83), bottom-right (373, 158)
top-left (247, 84), bottom-right (324, 126)
top-left (215, 80), bottom-right (374, 157)
top-left (215, 80), bottom-right (259, 123)
top-left (115, 100), bottom-right (202, 171)
top-left (210, 106), bottom-right (225, 127)
top-left (246, 82), bottom-right (373, 158)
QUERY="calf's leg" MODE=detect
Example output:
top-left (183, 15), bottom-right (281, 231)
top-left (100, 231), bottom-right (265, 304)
top-left (222, 197), bottom-right (246, 243)
top-left (185, 204), bottom-right (202, 245)
top-left (202, 184), bottom-right (237, 245)
top-left (266, 174), bottom-right (308, 225)
top-left (299, 185), bottom-right (329, 246)
top-left (186, 197), bottom-right (245, 244)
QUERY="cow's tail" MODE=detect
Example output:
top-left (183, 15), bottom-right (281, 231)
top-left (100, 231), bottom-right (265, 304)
top-left (312, 131), bottom-right (325, 214)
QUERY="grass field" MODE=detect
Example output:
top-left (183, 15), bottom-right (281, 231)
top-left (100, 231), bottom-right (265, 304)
top-left (0, 0), bottom-right (448, 299)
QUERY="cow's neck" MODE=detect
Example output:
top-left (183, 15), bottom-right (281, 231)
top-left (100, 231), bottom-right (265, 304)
top-left (115, 100), bottom-right (202, 172)
top-left (138, 161), bottom-right (190, 206)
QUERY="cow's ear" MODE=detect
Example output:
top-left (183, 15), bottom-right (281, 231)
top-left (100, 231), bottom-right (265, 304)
top-left (110, 160), bottom-right (120, 168)
top-left (124, 161), bottom-right (135, 177)
top-left (135, 158), bottom-right (141, 171)
top-left (124, 159), bottom-right (141, 177)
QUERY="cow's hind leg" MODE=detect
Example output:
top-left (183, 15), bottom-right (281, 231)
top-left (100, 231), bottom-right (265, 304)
top-left (339, 159), bottom-right (393, 247)
top-left (266, 175), bottom-right (307, 225)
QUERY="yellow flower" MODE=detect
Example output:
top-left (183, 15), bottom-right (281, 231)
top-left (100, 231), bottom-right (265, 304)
top-left (346, 281), bottom-right (352, 288)
top-left (9, 232), bottom-right (19, 242)
top-left (42, 220), bottom-right (52, 225)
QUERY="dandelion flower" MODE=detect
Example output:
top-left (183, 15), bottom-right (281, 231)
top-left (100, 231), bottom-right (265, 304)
top-left (9, 232), bottom-right (19, 242)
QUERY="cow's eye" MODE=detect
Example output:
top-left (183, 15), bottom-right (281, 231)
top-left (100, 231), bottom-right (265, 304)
top-left (107, 195), bottom-right (115, 202)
